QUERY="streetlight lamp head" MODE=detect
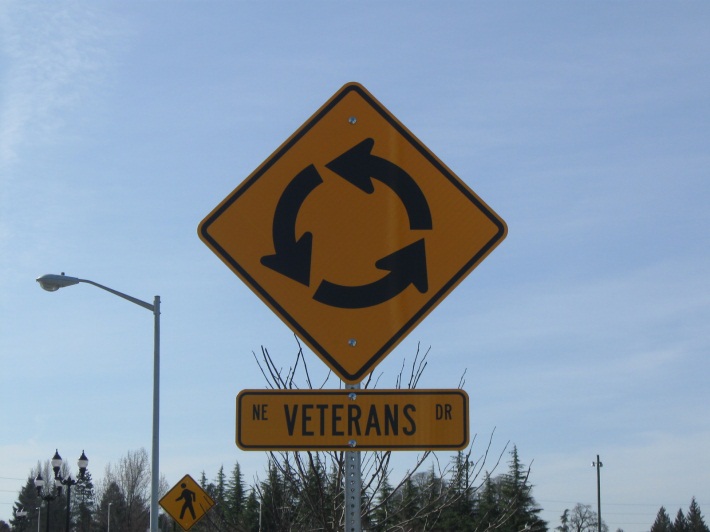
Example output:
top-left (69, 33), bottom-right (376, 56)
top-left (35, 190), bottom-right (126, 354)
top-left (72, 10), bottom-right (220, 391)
top-left (36, 273), bottom-right (80, 292)
top-left (52, 449), bottom-right (63, 478)
top-left (78, 450), bottom-right (89, 478)
top-left (34, 473), bottom-right (45, 495)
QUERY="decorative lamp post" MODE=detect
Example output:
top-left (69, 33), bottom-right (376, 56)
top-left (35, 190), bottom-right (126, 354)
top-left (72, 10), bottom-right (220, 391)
top-left (34, 473), bottom-right (57, 532)
top-left (36, 273), bottom-right (160, 532)
top-left (15, 507), bottom-right (28, 532)
top-left (51, 449), bottom-right (90, 532)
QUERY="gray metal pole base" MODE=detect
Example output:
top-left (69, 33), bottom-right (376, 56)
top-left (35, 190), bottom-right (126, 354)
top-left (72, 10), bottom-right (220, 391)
top-left (344, 383), bottom-right (362, 532)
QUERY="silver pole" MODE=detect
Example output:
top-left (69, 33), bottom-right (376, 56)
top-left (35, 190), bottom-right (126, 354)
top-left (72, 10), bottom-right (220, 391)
top-left (35, 275), bottom-right (161, 532)
top-left (344, 383), bottom-right (362, 532)
top-left (151, 295), bottom-right (160, 532)
top-left (593, 455), bottom-right (603, 532)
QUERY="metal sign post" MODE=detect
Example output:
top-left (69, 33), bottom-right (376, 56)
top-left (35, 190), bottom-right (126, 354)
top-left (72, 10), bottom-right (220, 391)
top-left (345, 382), bottom-right (362, 532)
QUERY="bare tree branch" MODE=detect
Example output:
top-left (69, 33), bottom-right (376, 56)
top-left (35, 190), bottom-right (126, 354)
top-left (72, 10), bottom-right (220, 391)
top-left (249, 339), bottom-right (511, 531)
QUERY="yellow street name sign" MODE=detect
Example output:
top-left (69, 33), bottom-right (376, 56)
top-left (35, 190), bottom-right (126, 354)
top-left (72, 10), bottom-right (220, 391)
top-left (236, 389), bottom-right (469, 451)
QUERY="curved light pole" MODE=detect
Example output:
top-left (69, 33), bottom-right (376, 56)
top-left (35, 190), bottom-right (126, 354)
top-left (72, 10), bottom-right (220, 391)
top-left (36, 273), bottom-right (161, 532)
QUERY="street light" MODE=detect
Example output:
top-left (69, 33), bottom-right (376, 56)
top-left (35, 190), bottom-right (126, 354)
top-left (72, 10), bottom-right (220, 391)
top-left (592, 455), bottom-right (603, 532)
top-left (36, 273), bottom-right (161, 532)
top-left (34, 473), bottom-right (57, 532)
top-left (51, 449), bottom-right (89, 532)
top-left (14, 507), bottom-right (27, 532)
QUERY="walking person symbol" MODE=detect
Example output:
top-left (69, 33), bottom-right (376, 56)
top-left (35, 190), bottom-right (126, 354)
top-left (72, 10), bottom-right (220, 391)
top-left (176, 483), bottom-right (196, 520)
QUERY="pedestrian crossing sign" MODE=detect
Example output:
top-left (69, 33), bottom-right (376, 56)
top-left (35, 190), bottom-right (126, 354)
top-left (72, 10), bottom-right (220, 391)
top-left (159, 474), bottom-right (215, 531)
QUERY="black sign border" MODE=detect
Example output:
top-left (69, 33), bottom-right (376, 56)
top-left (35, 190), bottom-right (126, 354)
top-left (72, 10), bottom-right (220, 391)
top-left (200, 83), bottom-right (506, 383)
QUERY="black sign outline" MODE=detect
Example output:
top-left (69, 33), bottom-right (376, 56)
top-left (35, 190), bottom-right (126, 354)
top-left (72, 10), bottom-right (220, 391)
top-left (199, 83), bottom-right (506, 383)
top-left (236, 389), bottom-right (469, 450)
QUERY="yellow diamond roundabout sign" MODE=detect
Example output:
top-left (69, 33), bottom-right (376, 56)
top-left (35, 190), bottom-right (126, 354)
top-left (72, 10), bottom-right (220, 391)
top-left (199, 82), bottom-right (507, 383)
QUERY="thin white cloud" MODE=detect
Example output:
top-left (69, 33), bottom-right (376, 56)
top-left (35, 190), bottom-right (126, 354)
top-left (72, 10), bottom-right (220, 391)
top-left (0, 1), bottom-right (111, 168)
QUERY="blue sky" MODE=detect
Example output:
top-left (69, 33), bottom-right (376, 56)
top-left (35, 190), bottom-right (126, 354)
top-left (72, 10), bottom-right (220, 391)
top-left (1, 1), bottom-right (709, 530)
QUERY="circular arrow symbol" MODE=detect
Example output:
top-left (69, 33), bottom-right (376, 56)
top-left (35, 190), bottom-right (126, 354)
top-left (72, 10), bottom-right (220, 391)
top-left (260, 164), bottom-right (322, 287)
top-left (261, 140), bottom-right (432, 309)
top-left (313, 239), bottom-right (428, 308)
top-left (326, 138), bottom-right (432, 230)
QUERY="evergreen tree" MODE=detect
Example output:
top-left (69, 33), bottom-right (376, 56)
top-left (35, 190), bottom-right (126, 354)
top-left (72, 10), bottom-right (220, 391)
top-left (198, 470), bottom-right (209, 491)
top-left (324, 459), bottom-right (345, 530)
top-left (498, 446), bottom-right (547, 532)
top-left (397, 475), bottom-right (422, 525)
top-left (205, 465), bottom-right (228, 529)
top-left (372, 473), bottom-right (394, 531)
top-left (674, 509), bottom-right (689, 532)
top-left (686, 498), bottom-right (710, 532)
top-left (243, 490), bottom-right (261, 532)
top-left (215, 465), bottom-right (227, 508)
top-left (260, 461), bottom-right (288, 531)
top-left (225, 462), bottom-right (246, 528)
top-left (557, 509), bottom-right (571, 532)
top-left (651, 506), bottom-right (673, 532)
top-left (293, 454), bottom-right (332, 531)
top-left (416, 465), bottom-right (444, 527)
top-left (95, 480), bottom-right (128, 532)
top-left (437, 451), bottom-right (476, 532)
top-left (72, 469), bottom-right (95, 532)
top-left (10, 475), bottom-right (40, 531)
top-left (190, 471), bottom-right (216, 530)
top-left (475, 472), bottom-right (503, 531)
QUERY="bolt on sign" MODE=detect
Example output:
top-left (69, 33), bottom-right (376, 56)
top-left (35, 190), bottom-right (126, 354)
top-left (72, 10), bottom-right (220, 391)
top-left (236, 389), bottom-right (469, 451)
top-left (199, 82), bottom-right (507, 383)
top-left (160, 474), bottom-right (215, 531)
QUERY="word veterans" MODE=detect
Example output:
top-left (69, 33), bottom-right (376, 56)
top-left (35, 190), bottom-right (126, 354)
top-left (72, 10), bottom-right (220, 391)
top-left (284, 402), bottom-right (417, 438)
top-left (237, 389), bottom-right (469, 451)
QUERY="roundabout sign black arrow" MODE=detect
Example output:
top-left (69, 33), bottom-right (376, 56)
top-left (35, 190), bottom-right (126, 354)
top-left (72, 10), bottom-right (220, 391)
top-left (326, 138), bottom-right (432, 231)
top-left (313, 238), bottom-right (428, 309)
top-left (261, 138), bottom-right (432, 309)
top-left (259, 164), bottom-right (321, 287)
